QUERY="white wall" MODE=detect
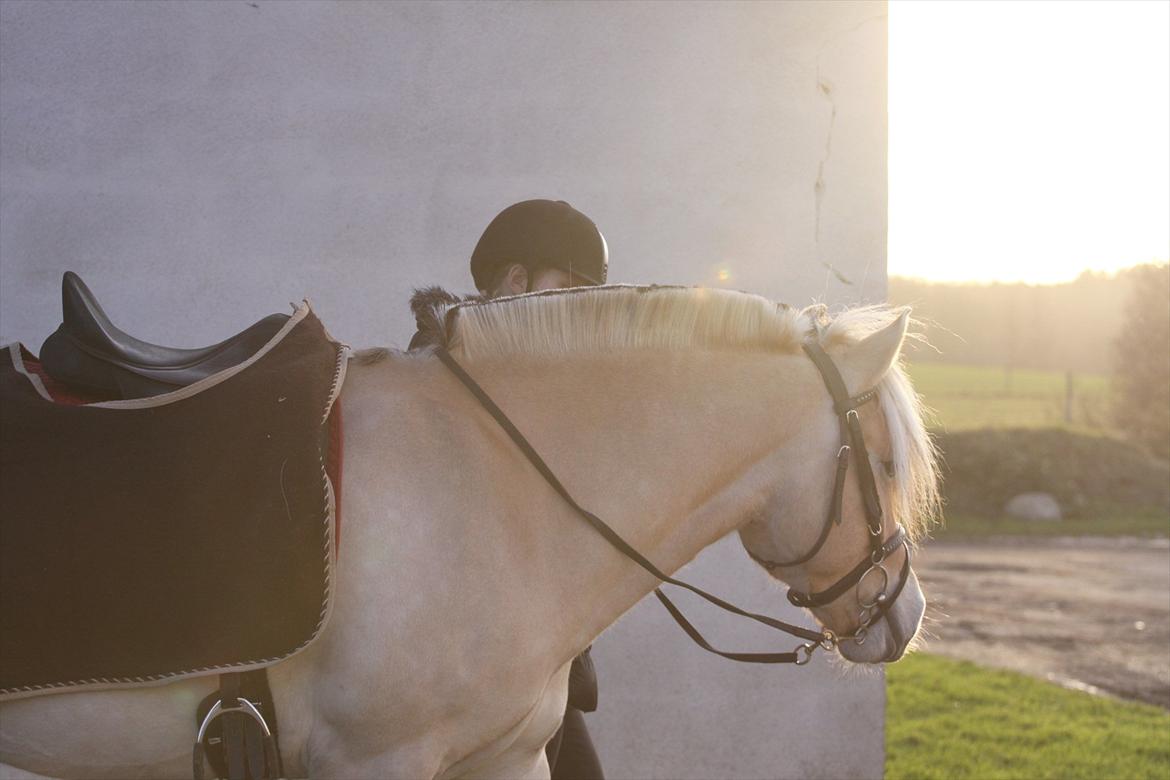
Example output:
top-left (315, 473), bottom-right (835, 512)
top-left (0, 2), bottom-right (888, 777)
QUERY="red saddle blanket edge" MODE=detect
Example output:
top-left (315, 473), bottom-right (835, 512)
top-left (13, 344), bottom-right (344, 553)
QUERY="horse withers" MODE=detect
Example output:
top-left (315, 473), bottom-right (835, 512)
top-left (0, 284), bottom-right (939, 779)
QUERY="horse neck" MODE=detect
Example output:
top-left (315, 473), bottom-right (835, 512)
top-left (455, 346), bottom-right (821, 658)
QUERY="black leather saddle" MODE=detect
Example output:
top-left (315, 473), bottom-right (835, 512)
top-left (40, 272), bottom-right (289, 399)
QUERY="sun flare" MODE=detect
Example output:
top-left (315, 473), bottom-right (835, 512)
top-left (889, 0), bottom-right (1170, 284)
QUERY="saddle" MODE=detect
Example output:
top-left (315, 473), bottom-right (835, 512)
top-left (1, 274), bottom-right (346, 780)
top-left (39, 271), bottom-right (290, 399)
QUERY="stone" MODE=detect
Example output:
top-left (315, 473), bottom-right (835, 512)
top-left (1004, 492), bottom-right (1063, 521)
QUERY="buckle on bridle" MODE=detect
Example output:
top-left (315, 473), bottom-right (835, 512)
top-left (794, 629), bottom-right (838, 665)
top-left (819, 629), bottom-right (838, 651)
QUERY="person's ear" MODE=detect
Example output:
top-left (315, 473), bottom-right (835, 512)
top-left (504, 263), bottom-right (529, 295)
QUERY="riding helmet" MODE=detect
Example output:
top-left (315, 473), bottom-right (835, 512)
top-left (470, 200), bottom-right (608, 290)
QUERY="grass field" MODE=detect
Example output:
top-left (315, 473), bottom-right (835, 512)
top-left (932, 508), bottom-right (1170, 539)
top-left (905, 362), bottom-right (1112, 432)
top-left (887, 654), bottom-right (1170, 780)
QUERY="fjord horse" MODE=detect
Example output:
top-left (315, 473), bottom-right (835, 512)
top-left (0, 286), bottom-right (939, 779)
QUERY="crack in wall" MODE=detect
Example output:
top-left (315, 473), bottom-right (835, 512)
top-left (813, 12), bottom-right (886, 292)
top-left (813, 76), bottom-right (835, 248)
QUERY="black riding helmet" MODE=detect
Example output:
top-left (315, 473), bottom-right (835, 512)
top-left (470, 200), bottom-right (608, 292)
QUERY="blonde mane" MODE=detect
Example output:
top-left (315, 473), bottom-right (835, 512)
top-left (437, 284), bottom-right (941, 540)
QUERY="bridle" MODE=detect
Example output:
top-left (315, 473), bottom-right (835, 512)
top-left (746, 342), bottom-right (912, 652)
top-left (433, 336), bottom-right (912, 666)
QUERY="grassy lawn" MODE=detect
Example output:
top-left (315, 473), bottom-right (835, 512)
top-left (887, 654), bottom-right (1170, 780)
top-left (931, 508), bottom-right (1170, 540)
top-left (905, 362), bottom-right (1112, 433)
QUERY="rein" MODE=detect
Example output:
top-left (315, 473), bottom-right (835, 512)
top-left (434, 340), bottom-right (907, 665)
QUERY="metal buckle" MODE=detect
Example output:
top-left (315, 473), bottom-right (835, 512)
top-left (819, 629), bottom-right (838, 651)
top-left (794, 643), bottom-right (816, 665)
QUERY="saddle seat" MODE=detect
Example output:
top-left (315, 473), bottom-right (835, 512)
top-left (39, 271), bottom-right (289, 398)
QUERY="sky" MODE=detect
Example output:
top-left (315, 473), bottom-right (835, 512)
top-left (888, 0), bottom-right (1170, 284)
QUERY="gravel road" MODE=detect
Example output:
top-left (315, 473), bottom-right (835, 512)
top-left (914, 536), bottom-right (1170, 709)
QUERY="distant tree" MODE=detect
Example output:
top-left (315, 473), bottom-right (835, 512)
top-left (1112, 264), bottom-right (1170, 459)
top-left (888, 272), bottom-right (1129, 373)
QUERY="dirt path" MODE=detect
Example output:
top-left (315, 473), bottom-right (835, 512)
top-left (914, 536), bottom-right (1170, 709)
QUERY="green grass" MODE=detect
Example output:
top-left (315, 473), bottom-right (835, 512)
top-left (887, 654), bottom-right (1170, 780)
top-left (906, 362), bottom-right (1112, 432)
top-left (931, 508), bottom-right (1170, 540)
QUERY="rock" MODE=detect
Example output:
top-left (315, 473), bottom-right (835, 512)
top-left (1004, 492), bottom-right (1063, 521)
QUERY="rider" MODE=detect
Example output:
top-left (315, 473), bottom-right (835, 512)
top-left (410, 199), bottom-right (608, 780)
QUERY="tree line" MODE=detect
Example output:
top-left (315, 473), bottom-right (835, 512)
top-left (890, 264), bottom-right (1169, 459)
top-left (889, 267), bottom-right (1147, 375)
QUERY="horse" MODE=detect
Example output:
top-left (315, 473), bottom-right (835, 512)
top-left (0, 284), bottom-right (939, 780)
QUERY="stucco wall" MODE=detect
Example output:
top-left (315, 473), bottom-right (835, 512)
top-left (0, 2), bottom-right (888, 777)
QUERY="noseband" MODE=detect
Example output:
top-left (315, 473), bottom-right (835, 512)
top-left (746, 342), bottom-right (912, 649)
top-left (435, 337), bottom-right (911, 665)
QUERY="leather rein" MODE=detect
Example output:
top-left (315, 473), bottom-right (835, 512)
top-left (434, 339), bottom-right (910, 665)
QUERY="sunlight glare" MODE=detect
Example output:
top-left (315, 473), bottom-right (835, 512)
top-left (889, 0), bottom-right (1170, 283)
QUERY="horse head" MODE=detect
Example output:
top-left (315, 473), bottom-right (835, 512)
top-left (738, 310), bottom-right (939, 664)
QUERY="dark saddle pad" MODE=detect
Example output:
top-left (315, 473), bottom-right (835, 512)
top-left (0, 304), bottom-right (344, 698)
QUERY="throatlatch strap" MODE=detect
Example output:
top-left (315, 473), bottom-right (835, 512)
top-left (434, 347), bottom-right (825, 651)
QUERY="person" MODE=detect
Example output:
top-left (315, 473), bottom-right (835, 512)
top-left (409, 199), bottom-right (608, 780)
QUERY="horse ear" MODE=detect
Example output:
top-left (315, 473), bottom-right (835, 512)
top-left (839, 310), bottom-right (909, 393)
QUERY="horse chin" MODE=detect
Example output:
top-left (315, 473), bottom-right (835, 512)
top-left (835, 576), bottom-right (926, 664)
top-left (836, 622), bottom-right (899, 664)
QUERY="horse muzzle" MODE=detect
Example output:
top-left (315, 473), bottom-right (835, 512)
top-left (836, 570), bottom-right (925, 664)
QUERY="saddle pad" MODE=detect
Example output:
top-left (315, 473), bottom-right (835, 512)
top-left (0, 304), bottom-right (345, 699)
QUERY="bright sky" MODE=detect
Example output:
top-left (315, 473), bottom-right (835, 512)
top-left (888, 0), bottom-right (1170, 284)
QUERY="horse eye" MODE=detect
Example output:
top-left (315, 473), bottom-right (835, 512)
top-left (882, 460), bottom-right (896, 478)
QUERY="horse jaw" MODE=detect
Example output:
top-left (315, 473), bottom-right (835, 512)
top-left (835, 570), bottom-right (926, 664)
